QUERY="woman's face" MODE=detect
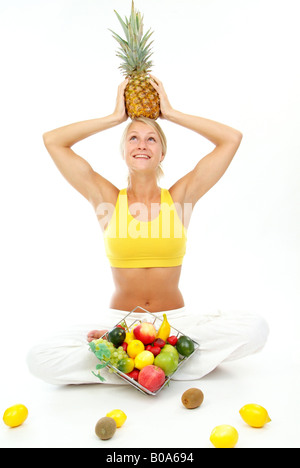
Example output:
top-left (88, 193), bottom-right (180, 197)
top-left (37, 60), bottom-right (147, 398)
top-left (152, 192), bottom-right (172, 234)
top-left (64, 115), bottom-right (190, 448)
top-left (123, 121), bottom-right (164, 176)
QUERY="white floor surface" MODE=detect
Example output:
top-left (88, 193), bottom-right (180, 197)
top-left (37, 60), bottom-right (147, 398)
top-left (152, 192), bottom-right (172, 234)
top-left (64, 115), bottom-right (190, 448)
top-left (1, 327), bottom-right (299, 449)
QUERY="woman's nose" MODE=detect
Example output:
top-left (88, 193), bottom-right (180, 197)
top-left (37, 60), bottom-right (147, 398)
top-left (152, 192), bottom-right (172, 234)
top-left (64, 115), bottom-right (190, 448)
top-left (138, 141), bottom-right (147, 150)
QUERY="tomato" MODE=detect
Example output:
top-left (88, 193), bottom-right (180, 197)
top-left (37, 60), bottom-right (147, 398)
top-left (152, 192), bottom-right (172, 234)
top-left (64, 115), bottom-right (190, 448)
top-left (176, 336), bottom-right (195, 357)
top-left (167, 335), bottom-right (178, 346)
top-left (3, 404), bottom-right (28, 428)
top-left (117, 357), bottom-right (135, 374)
top-left (106, 409), bottom-right (127, 428)
top-left (127, 369), bottom-right (140, 381)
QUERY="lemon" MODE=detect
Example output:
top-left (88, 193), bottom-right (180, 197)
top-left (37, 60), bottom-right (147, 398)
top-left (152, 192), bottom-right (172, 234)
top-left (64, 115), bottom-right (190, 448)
top-left (124, 331), bottom-right (135, 345)
top-left (134, 350), bottom-right (154, 370)
top-left (239, 404), bottom-right (271, 428)
top-left (106, 409), bottom-right (127, 428)
top-left (127, 340), bottom-right (145, 358)
top-left (210, 425), bottom-right (239, 448)
top-left (3, 404), bottom-right (28, 428)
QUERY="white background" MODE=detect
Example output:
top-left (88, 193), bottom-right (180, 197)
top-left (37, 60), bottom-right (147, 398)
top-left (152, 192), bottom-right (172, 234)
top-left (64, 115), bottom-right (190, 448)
top-left (1, 0), bottom-right (299, 448)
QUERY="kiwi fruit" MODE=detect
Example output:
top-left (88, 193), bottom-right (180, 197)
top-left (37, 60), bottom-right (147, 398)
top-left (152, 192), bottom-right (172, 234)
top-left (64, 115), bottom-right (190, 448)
top-left (181, 388), bottom-right (204, 409)
top-left (95, 417), bottom-right (117, 440)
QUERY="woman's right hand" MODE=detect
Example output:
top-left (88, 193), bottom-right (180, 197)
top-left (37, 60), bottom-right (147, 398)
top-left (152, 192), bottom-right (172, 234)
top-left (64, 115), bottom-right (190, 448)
top-left (112, 79), bottom-right (129, 124)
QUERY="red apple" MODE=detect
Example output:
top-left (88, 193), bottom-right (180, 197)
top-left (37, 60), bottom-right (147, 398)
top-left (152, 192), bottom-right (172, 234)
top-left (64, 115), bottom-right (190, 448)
top-left (133, 322), bottom-right (157, 345)
top-left (138, 365), bottom-right (166, 392)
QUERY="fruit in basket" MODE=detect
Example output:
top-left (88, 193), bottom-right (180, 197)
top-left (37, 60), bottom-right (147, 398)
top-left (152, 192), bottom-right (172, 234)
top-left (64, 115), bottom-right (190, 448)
top-left (154, 351), bottom-right (178, 376)
top-left (124, 330), bottom-right (135, 344)
top-left (133, 322), bottom-right (157, 345)
top-left (181, 388), bottom-right (204, 409)
top-left (117, 357), bottom-right (135, 374)
top-left (145, 345), bottom-right (161, 356)
top-left (108, 327), bottom-right (126, 347)
top-left (134, 350), bottom-right (154, 370)
top-left (127, 339), bottom-right (145, 358)
top-left (167, 335), bottom-right (178, 346)
top-left (160, 344), bottom-right (179, 360)
top-left (156, 314), bottom-right (171, 341)
top-left (138, 365), bottom-right (166, 392)
top-left (153, 338), bottom-right (165, 348)
top-left (176, 336), bottom-right (195, 357)
top-left (127, 369), bottom-right (140, 381)
top-left (95, 417), bottom-right (117, 440)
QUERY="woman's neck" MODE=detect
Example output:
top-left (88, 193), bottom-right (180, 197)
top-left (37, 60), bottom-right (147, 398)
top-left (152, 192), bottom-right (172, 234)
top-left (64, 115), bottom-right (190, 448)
top-left (127, 175), bottom-right (160, 202)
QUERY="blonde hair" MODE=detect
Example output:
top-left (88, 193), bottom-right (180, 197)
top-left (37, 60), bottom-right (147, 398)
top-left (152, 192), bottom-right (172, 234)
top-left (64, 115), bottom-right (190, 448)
top-left (120, 117), bottom-right (167, 182)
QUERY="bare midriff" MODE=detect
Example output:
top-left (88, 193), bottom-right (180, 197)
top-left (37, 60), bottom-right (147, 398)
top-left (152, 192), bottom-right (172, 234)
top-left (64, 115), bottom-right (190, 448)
top-left (109, 266), bottom-right (185, 313)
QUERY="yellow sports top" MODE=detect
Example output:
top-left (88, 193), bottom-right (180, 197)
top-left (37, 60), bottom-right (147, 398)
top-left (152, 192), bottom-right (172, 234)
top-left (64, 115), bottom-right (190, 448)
top-left (103, 188), bottom-right (187, 268)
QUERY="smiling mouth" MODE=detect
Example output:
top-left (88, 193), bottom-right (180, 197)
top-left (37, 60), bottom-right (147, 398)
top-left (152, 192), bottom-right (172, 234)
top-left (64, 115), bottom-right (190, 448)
top-left (133, 154), bottom-right (151, 159)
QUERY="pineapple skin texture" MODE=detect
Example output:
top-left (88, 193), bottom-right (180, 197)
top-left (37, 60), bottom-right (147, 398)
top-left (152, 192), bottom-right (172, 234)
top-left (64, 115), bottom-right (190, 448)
top-left (125, 73), bottom-right (160, 120)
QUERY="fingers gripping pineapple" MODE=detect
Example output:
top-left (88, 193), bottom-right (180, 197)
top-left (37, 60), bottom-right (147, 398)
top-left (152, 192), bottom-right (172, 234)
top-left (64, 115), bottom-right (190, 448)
top-left (110, 1), bottom-right (160, 120)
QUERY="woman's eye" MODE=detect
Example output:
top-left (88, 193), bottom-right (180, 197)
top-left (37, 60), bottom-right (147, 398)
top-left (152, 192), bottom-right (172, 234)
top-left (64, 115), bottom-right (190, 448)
top-left (148, 137), bottom-right (155, 142)
top-left (129, 136), bottom-right (137, 141)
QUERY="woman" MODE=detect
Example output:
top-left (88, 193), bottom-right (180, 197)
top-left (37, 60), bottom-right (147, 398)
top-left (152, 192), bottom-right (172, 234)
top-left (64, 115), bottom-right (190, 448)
top-left (27, 77), bottom-right (269, 385)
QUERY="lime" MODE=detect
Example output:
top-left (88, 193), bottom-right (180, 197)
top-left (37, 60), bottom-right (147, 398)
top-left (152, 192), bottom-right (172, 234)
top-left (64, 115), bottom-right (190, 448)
top-left (210, 425), bottom-right (239, 448)
top-left (239, 404), bottom-right (271, 428)
top-left (176, 336), bottom-right (194, 357)
top-left (117, 357), bottom-right (135, 374)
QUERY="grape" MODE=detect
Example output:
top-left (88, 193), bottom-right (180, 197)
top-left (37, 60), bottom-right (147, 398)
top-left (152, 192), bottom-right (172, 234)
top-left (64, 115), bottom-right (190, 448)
top-left (93, 337), bottom-right (129, 369)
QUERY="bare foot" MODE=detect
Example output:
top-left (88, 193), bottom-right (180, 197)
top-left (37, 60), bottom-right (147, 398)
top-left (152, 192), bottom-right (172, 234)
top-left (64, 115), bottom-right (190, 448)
top-left (87, 329), bottom-right (108, 343)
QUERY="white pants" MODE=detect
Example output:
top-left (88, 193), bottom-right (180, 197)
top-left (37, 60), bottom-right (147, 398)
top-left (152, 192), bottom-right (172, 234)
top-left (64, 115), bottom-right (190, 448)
top-left (26, 308), bottom-right (269, 385)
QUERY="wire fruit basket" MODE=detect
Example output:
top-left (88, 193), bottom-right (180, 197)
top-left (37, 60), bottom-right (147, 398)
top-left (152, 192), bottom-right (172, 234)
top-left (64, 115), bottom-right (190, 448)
top-left (90, 306), bottom-right (200, 396)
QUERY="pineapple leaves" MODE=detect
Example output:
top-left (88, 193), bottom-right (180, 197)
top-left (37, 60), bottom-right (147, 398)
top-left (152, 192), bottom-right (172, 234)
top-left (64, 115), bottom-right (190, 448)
top-left (109, 29), bottom-right (129, 49)
top-left (110, 1), bottom-right (154, 75)
top-left (113, 10), bottom-right (130, 43)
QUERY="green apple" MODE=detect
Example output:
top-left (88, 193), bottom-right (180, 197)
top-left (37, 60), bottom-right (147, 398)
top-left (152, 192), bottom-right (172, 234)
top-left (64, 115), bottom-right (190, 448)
top-left (160, 344), bottom-right (179, 360)
top-left (154, 352), bottom-right (178, 376)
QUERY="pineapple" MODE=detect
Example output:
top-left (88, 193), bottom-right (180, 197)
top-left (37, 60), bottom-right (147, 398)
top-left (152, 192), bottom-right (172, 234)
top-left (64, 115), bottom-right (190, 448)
top-left (110, 1), bottom-right (160, 120)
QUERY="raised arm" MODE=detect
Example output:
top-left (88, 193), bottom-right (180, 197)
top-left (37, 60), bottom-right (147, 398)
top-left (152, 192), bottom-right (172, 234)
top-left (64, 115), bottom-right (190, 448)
top-left (150, 76), bottom-right (243, 206)
top-left (43, 80), bottom-right (128, 206)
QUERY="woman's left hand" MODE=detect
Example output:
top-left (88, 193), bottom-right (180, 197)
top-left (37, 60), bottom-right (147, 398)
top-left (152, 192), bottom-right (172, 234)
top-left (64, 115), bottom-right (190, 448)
top-left (87, 329), bottom-right (108, 343)
top-left (149, 75), bottom-right (173, 119)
